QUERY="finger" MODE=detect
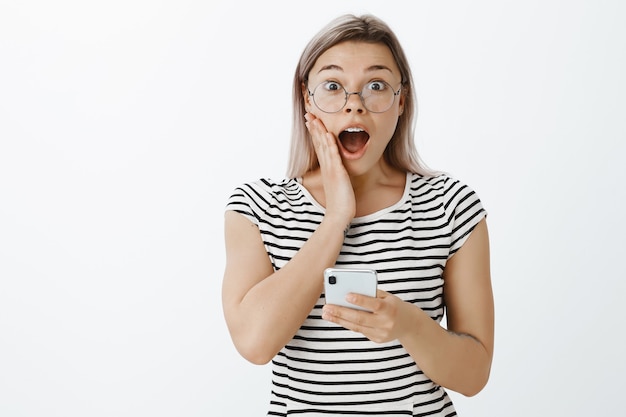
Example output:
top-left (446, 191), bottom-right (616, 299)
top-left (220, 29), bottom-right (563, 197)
top-left (304, 112), bottom-right (324, 136)
top-left (346, 292), bottom-right (383, 312)
top-left (322, 304), bottom-right (373, 329)
top-left (306, 120), bottom-right (343, 170)
top-left (376, 289), bottom-right (391, 298)
top-left (305, 113), bottom-right (335, 147)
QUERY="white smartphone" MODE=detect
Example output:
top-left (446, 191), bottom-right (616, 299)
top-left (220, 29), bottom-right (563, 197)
top-left (323, 268), bottom-right (378, 311)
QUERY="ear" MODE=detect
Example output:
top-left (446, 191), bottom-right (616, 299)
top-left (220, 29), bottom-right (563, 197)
top-left (301, 82), bottom-right (312, 111)
top-left (398, 87), bottom-right (406, 115)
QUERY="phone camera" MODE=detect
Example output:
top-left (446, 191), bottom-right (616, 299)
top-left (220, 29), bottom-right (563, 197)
top-left (328, 275), bottom-right (337, 285)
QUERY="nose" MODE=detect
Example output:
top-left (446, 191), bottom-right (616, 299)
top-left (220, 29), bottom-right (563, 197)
top-left (344, 91), bottom-right (364, 113)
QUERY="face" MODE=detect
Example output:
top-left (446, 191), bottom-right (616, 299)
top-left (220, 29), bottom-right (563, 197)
top-left (303, 41), bottom-right (405, 176)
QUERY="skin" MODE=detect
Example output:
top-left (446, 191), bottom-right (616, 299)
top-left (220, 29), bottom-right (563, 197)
top-left (222, 41), bottom-right (494, 397)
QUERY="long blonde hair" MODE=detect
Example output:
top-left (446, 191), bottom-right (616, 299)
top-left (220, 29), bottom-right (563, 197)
top-left (286, 14), bottom-right (433, 179)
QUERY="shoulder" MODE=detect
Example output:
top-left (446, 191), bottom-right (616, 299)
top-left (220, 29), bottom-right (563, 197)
top-left (409, 173), bottom-right (487, 255)
top-left (226, 178), bottom-right (304, 221)
top-left (408, 173), bottom-right (483, 209)
top-left (230, 178), bottom-right (297, 198)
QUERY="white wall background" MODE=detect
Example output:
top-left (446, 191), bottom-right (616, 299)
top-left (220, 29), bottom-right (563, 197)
top-left (1, 1), bottom-right (624, 415)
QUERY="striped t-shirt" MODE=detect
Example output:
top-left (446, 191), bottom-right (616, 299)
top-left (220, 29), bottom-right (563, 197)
top-left (226, 172), bottom-right (487, 416)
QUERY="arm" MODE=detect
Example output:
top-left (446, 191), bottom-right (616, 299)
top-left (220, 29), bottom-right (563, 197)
top-left (322, 218), bottom-right (494, 396)
top-left (222, 211), bottom-right (347, 364)
top-left (400, 218), bottom-right (494, 395)
top-left (222, 112), bottom-right (355, 365)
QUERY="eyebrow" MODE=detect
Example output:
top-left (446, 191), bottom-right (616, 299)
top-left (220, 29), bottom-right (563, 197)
top-left (317, 64), bottom-right (395, 74)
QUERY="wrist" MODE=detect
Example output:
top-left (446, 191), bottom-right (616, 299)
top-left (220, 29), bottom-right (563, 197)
top-left (321, 215), bottom-right (352, 238)
top-left (397, 302), bottom-right (431, 342)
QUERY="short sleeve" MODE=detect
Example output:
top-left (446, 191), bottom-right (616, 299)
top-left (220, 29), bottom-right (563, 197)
top-left (442, 177), bottom-right (487, 257)
top-left (224, 180), bottom-right (272, 227)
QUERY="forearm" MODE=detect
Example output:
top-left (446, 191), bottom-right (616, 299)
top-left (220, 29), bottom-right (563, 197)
top-left (399, 303), bottom-right (492, 396)
top-left (230, 217), bottom-right (348, 364)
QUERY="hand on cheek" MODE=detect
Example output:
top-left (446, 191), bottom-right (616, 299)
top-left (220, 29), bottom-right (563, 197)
top-left (304, 112), bottom-right (342, 168)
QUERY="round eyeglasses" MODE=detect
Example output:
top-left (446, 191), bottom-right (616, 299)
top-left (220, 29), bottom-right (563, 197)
top-left (307, 80), bottom-right (402, 113)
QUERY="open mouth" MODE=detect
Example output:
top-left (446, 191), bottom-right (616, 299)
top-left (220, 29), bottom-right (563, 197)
top-left (338, 127), bottom-right (370, 154)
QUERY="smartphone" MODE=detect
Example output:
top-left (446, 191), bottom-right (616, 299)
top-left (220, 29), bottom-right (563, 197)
top-left (323, 268), bottom-right (378, 311)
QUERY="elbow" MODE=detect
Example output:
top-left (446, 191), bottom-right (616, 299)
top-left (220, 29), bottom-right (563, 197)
top-left (459, 383), bottom-right (485, 398)
top-left (232, 334), bottom-right (278, 365)
top-left (458, 368), bottom-right (491, 397)
top-left (238, 346), bottom-right (274, 365)
top-left (225, 316), bottom-right (279, 365)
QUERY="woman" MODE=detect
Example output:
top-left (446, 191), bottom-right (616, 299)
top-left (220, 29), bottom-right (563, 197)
top-left (222, 14), bottom-right (494, 416)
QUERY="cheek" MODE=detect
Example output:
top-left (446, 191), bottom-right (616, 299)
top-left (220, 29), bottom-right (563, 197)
top-left (377, 118), bottom-right (400, 143)
top-left (312, 113), bottom-right (336, 132)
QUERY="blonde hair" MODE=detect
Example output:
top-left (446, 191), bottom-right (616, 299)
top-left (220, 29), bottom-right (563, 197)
top-left (286, 14), bottom-right (434, 178)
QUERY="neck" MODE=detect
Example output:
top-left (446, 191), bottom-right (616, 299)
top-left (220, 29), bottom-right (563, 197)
top-left (347, 160), bottom-right (403, 197)
top-left (301, 160), bottom-right (406, 217)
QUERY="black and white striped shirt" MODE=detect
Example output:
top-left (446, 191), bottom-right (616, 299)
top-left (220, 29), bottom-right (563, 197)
top-left (226, 172), bottom-right (487, 416)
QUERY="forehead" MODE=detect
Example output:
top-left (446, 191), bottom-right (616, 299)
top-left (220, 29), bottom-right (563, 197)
top-left (309, 41), bottom-right (400, 80)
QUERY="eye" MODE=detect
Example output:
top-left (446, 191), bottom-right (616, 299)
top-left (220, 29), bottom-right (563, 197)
top-left (366, 81), bottom-right (388, 92)
top-left (323, 81), bottom-right (343, 92)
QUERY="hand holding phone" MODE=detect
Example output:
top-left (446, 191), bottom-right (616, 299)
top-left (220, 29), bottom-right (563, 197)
top-left (323, 268), bottom-right (378, 312)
